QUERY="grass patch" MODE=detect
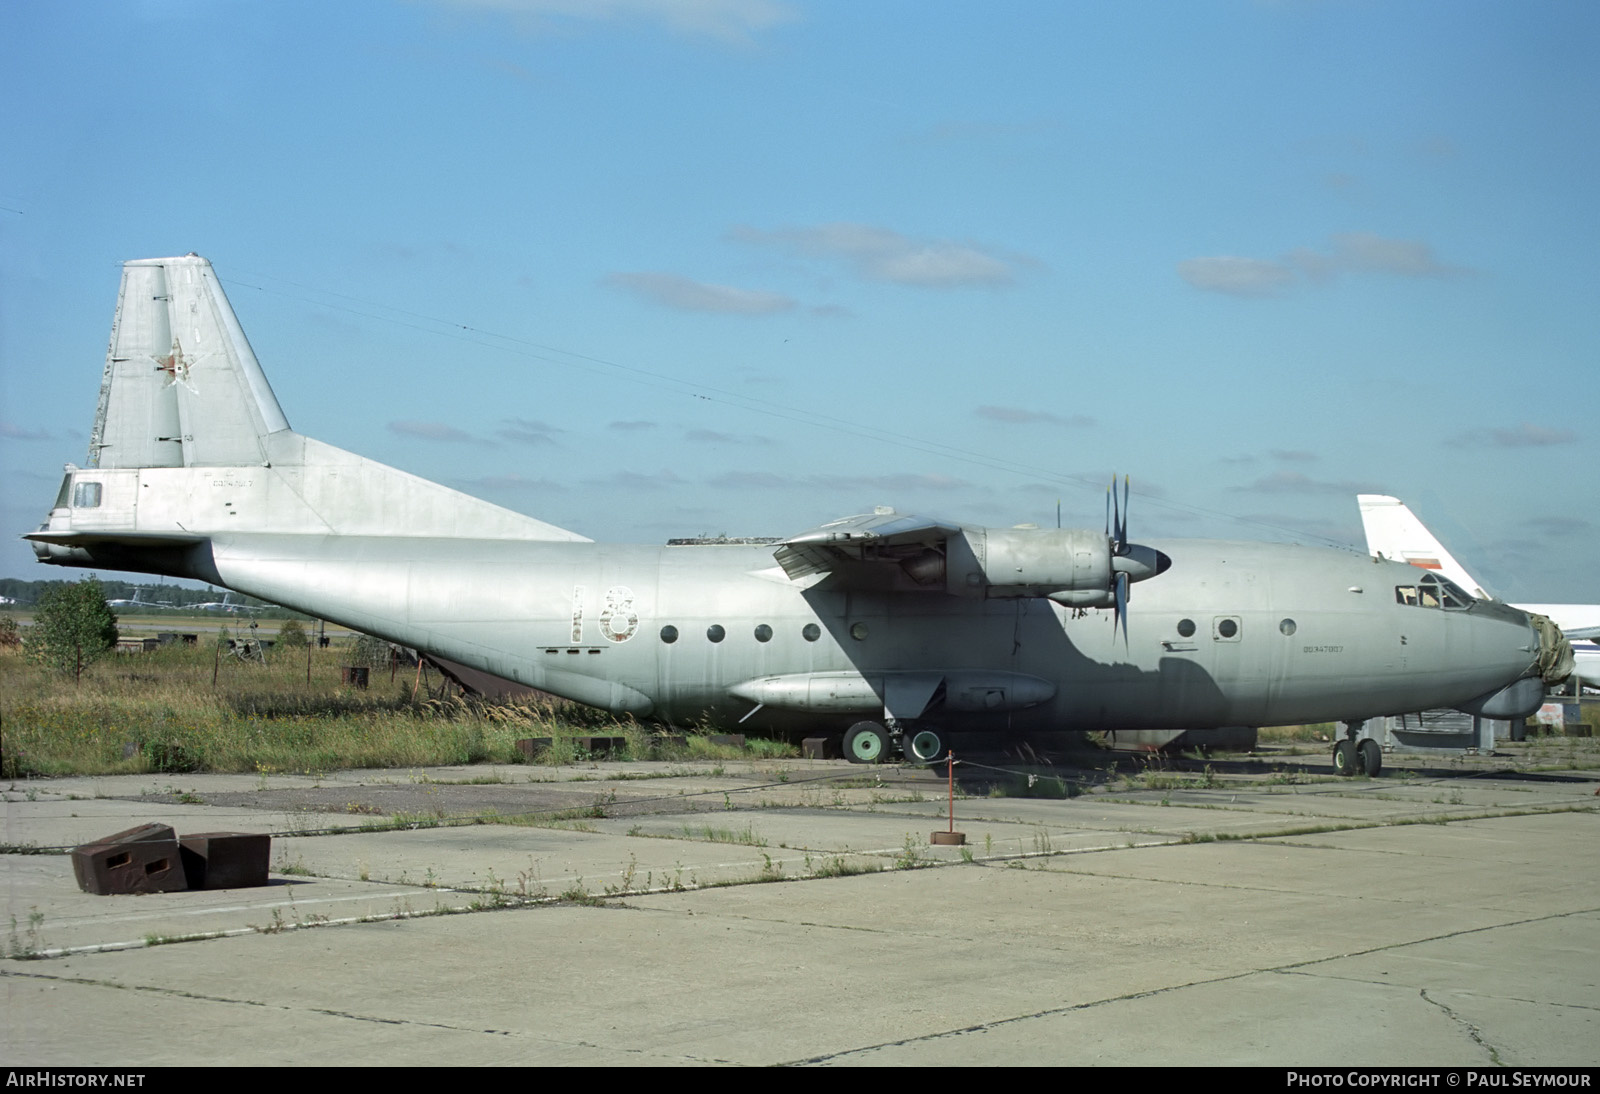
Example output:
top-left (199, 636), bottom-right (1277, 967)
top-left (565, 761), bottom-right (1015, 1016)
top-left (0, 644), bottom-right (798, 777)
top-left (1258, 723), bottom-right (1337, 743)
top-left (986, 773), bottom-right (1080, 799)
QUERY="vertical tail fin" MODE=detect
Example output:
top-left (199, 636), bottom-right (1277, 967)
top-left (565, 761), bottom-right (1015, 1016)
top-left (90, 255), bottom-right (288, 469)
top-left (1356, 494), bottom-right (1492, 599)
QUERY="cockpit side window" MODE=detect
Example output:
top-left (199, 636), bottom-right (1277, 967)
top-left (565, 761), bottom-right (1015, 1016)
top-left (1422, 572), bottom-right (1470, 609)
top-left (1396, 574), bottom-right (1471, 610)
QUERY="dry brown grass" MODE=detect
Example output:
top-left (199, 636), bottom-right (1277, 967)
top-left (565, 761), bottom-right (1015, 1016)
top-left (0, 637), bottom-right (777, 777)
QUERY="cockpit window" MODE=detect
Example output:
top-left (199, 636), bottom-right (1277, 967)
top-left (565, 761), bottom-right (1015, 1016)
top-left (1396, 573), bottom-right (1471, 611)
top-left (1425, 572), bottom-right (1471, 609)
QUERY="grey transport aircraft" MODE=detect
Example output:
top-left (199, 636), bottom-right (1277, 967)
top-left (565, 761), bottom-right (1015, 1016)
top-left (26, 256), bottom-right (1573, 773)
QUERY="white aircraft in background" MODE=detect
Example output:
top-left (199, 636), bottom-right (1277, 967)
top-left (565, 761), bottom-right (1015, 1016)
top-left (107, 588), bottom-right (168, 610)
top-left (195, 591), bottom-right (255, 613)
top-left (1359, 494), bottom-right (1598, 691)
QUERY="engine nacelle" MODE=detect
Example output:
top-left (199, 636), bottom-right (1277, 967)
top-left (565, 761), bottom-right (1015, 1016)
top-left (942, 526), bottom-right (1170, 604)
top-left (946, 527), bottom-right (1112, 598)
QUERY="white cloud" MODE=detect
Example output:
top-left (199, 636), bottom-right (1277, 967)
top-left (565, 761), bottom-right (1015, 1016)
top-left (810, 472), bottom-right (971, 491)
top-left (1181, 232), bottom-right (1468, 297)
top-left (0, 422), bottom-right (52, 441)
top-left (605, 271), bottom-right (795, 315)
top-left (1177, 256), bottom-right (1297, 297)
top-left (1230, 471), bottom-right (1379, 495)
top-left (976, 406), bottom-right (1095, 427)
top-left (497, 418), bottom-right (562, 445)
top-left (457, 472), bottom-right (564, 492)
top-left (730, 222), bottom-right (1034, 288)
top-left (389, 420), bottom-right (479, 443)
top-left (434, 0), bottom-right (798, 46)
top-left (686, 429), bottom-right (770, 445)
top-left (588, 470), bottom-right (685, 490)
top-left (709, 471), bottom-right (790, 488)
top-left (1450, 422), bottom-right (1577, 448)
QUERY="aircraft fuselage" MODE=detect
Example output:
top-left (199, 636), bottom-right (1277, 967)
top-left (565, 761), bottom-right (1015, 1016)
top-left (134, 531), bottom-right (1537, 736)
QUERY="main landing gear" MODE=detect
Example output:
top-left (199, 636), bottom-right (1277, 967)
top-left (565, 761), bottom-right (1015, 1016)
top-left (842, 721), bottom-right (945, 765)
top-left (1332, 721), bottom-right (1383, 777)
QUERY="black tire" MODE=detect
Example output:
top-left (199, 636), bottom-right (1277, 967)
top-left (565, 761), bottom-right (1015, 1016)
top-left (1332, 739), bottom-right (1358, 777)
top-left (1357, 738), bottom-right (1383, 778)
top-left (903, 726), bottom-right (944, 765)
top-left (844, 721), bottom-right (889, 765)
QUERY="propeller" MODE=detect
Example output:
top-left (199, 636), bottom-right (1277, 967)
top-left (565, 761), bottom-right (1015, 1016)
top-left (1104, 475), bottom-right (1170, 646)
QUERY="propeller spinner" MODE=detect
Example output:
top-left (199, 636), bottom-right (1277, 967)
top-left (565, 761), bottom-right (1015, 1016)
top-left (1105, 475), bottom-right (1171, 644)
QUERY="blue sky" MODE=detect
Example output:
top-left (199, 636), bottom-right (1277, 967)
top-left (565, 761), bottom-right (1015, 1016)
top-left (2, 0), bottom-right (1595, 600)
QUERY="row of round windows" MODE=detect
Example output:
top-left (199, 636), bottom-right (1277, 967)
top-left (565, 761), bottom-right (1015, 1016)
top-left (661, 622), bottom-right (831, 644)
top-left (662, 619), bottom-right (1300, 643)
top-left (1174, 618), bottom-right (1299, 638)
top-left (659, 619), bottom-right (1305, 645)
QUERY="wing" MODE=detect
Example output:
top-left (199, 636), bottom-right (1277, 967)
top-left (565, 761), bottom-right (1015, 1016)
top-left (773, 510), bottom-right (962, 583)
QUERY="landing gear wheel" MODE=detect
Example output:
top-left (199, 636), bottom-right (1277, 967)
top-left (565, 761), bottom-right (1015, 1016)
top-left (1357, 738), bottom-right (1383, 778)
top-left (1332, 739), bottom-right (1358, 777)
top-left (903, 727), bottom-right (944, 765)
top-left (844, 721), bottom-right (889, 765)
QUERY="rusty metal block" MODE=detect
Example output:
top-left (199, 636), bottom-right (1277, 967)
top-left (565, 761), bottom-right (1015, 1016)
top-left (72, 823), bottom-right (186, 895)
top-left (802, 737), bottom-right (839, 759)
top-left (180, 832), bottom-right (271, 889)
top-left (515, 737), bottom-right (553, 760)
top-left (573, 735), bottom-right (627, 756)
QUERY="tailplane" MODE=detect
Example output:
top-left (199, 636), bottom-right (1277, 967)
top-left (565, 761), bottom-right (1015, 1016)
top-left (30, 255), bottom-right (585, 577)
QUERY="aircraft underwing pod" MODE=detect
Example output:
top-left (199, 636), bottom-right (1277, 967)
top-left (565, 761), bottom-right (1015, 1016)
top-left (728, 670), bottom-right (1056, 716)
top-left (24, 255), bottom-right (1561, 764)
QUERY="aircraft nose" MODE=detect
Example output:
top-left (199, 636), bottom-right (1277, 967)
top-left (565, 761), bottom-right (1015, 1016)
top-left (1526, 611), bottom-right (1575, 685)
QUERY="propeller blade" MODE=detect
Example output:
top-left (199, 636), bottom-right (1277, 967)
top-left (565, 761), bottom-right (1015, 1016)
top-left (1114, 570), bottom-right (1130, 646)
top-left (1117, 475), bottom-right (1130, 549)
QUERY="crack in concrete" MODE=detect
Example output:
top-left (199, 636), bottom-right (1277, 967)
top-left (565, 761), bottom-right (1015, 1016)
top-left (1419, 987), bottom-right (1502, 1065)
top-left (782, 903), bottom-right (1600, 1065)
top-left (0, 966), bottom-right (735, 1062)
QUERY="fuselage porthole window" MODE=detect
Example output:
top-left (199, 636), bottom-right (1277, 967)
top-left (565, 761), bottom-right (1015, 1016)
top-left (849, 622), bottom-right (869, 641)
top-left (660, 625), bottom-right (678, 644)
top-left (706, 624), bottom-right (726, 643)
top-left (802, 623), bottom-right (821, 642)
top-left (1176, 618), bottom-right (1196, 638)
top-left (1279, 618), bottom-right (1297, 636)
top-left (754, 624), bottom-right (773, 643)
top-left (1215, 617), bottom-right (1240, 640)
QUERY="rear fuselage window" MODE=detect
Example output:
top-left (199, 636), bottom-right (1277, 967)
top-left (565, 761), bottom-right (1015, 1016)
top-left (72, 482), bottom-right (102, 508)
